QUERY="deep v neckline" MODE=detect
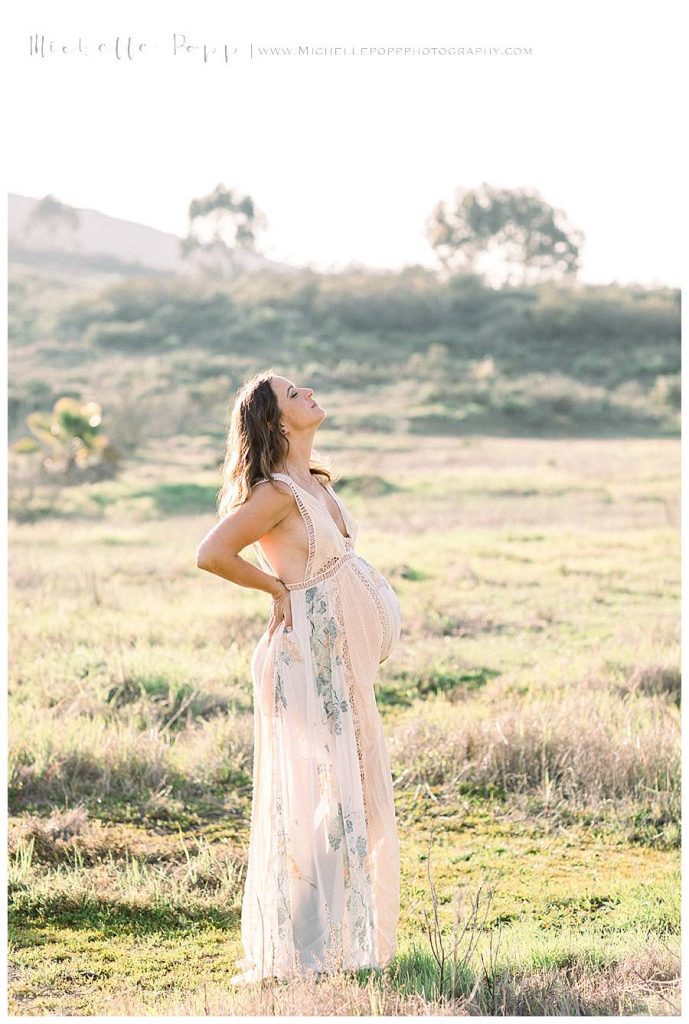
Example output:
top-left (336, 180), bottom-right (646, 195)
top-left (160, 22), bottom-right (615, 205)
top-left (281, 473), bottom-right (351, 540)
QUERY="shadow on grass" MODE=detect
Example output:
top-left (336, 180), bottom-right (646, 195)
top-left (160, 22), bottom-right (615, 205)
top-left (377, 667), bottom-right (499, 707)
top-left (9, 894), bottom-right (238, 936)
top-left (10, 788), bottom-right (251, 829)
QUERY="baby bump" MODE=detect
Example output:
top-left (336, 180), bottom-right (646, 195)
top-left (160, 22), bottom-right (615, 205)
top-left (352, 556), bottom-right (402, 663)
top-left (377, 577), bottom-right (402, 662)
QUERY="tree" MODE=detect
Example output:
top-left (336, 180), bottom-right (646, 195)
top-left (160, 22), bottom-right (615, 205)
top-left (12, 397), bottom-right (121, 483)
top-left (426, 183), bottom-right (584, 287)
top-left (26, 194), bottom-right (81, 247)
top-left (181, 183), bottom-right (268, 279)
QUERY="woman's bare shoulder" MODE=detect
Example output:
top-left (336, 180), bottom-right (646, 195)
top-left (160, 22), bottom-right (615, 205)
top-left (247, 477), bottom-right (295, 509)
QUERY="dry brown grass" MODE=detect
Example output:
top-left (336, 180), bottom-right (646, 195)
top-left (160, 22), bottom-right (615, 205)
top-left (389, 685), bottom-right (679, 804)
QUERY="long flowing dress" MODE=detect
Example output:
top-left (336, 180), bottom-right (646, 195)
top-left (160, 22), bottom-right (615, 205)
top-left (231, 471), bottom-right (402, 984)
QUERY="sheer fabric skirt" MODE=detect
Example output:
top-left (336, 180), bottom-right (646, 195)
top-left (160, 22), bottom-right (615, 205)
top-left (233, 555), bottom-right (401, 984)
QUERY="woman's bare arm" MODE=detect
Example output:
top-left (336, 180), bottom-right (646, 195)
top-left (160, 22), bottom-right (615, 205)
top-left (196, 481), bottom-right (293, 596)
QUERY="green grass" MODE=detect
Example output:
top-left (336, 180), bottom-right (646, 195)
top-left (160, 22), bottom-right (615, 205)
top-left (7, 433), bottom-right (680, 1015)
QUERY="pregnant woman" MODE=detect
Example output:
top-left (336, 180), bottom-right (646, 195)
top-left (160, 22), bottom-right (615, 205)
top-left (196, 370), bottom-right (402, 985)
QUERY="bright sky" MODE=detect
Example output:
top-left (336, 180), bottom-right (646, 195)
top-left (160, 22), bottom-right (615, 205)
top-left (5, 0), bottom-right (685, 286)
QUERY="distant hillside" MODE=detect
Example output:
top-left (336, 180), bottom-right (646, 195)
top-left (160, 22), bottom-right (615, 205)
top-left (8, 193), bottom-right (295, 277)
top-left (7, 255), bottom-right (680, 444)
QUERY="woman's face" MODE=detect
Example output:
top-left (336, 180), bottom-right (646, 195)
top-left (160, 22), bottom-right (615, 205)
top-left (271, 375), bottom-right (327, 432)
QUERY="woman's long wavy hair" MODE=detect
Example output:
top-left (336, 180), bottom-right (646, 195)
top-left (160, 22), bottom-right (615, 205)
top-left (216, 369), bottom-right (333, 518)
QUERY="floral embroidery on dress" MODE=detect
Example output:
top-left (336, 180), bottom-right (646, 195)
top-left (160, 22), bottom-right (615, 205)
top-left (327, 800), bottom-right (346, 853)
top-left (306, 584), bottom-right (350, 734)
top-left (275, 794), bottom-right (291, 942)
top-left (274, 631), bottom-right (305, 713)
top-left (287, 853), bottom-right (318, 888)
top-left (348, 883), bottom-right (374, 954)
top-left (275, 658), bottom-right (287, 713)
top-left (326, 799), bottom-right (371, 887)
top-left (327, 799), bottom-right (374, 957)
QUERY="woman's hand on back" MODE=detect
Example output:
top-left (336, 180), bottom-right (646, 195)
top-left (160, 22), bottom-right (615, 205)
top-left (268, 581), bottom-right (293, 640)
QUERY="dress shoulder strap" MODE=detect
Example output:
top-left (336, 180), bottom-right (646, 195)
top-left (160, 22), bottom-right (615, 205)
top-left (258, 472), bottom-right (317, 580)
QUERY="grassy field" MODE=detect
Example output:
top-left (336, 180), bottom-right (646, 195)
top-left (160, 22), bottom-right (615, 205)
top-left (7, 432), bottom-right (680, 1015)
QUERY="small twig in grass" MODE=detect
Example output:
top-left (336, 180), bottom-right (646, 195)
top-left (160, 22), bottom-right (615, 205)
top-left (424, 782), bottom-right (438, 802)
top-left (159, 689), bottom-right (199, 733)
top-left (655, 933), bottom-right (680, 961)
top-left (421, 825), bottom-right (502, 1006)
top-left (629, 967), bottom-right (680, 1014)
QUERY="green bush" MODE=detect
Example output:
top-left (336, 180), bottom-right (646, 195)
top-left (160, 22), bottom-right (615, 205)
top-left (84, 319), bottom-right (167, 350)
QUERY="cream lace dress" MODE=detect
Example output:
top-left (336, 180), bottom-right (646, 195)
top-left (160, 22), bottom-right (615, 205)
top-left (231, 472), bottom-right (402, 984)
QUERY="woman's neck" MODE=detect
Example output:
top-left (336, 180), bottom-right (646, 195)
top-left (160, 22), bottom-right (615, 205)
top-left (276, 431), bottom-right (318, 481)
top-left (280, 461), bottom-right (313, 482)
